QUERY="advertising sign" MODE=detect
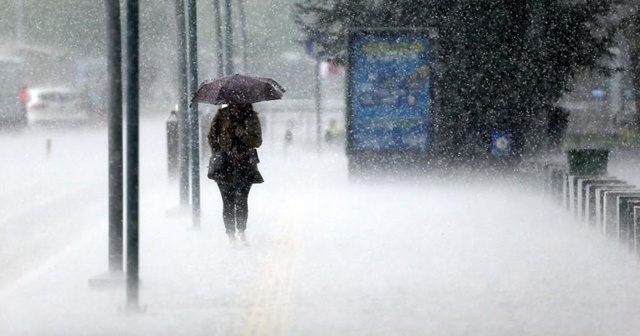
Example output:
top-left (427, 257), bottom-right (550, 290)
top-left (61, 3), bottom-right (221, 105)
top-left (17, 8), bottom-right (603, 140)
top-left (347, 29), bottom-right (432, 153)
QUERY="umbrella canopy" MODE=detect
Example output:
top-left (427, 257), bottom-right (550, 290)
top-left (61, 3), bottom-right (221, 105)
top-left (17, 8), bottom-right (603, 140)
top-left (192, 74), bottom-right (285, 105)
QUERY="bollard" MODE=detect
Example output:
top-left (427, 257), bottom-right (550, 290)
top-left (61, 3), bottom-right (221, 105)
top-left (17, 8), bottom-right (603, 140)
top-left (166, 111), bottom-right (179, 180)
top-left (594, 185), bottom-right (635, 229)
top-left (624, 200), bottom-right (640, 251)
top-left (602, 190), bottom-right (640, 238)
top-left (285, 129), bottom-right (293, 144)
top-left (565, 149), bottom-right (608, 212)
top-left (284, 119), bottom-right (294, 146)
top-left (633, 206), bottom-right (640, 255)
top-left (575, 177), bottom-right (619, 220)
top-left (46, 138), bottom-right (51, 158)
top-left (567, 175), bottom-right (598, 214)
top-left (583, 180), bottom-right (626, 223)
top-left (562, 171), bottom-right (571, 210)
top-left (617, 197), bottom-right (640, 246)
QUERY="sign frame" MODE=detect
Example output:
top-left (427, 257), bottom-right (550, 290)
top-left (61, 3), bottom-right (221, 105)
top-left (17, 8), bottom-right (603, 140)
top-left (346, 28), bottom-right (437, 166)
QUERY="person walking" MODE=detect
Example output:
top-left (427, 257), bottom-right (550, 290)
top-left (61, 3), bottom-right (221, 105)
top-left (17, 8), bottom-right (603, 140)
top-left (207, 103), bottom-right (264, 245)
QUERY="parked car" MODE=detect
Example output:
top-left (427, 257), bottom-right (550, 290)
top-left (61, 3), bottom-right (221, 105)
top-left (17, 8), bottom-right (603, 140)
top-left (26, 87), bottom-right (89, 125)
top-left (0, 57), bottom-right (27, 127)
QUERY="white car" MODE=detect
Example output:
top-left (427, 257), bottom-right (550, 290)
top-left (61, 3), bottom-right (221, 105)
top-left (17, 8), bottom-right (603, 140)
top-left (26, 87), bottom-right (89, 125)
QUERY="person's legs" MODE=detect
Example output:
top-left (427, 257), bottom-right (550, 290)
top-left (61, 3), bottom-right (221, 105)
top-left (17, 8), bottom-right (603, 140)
top-left (234, 182), bottom-right (252, 233)
top-left (217, 182), bottom-right (237, 236)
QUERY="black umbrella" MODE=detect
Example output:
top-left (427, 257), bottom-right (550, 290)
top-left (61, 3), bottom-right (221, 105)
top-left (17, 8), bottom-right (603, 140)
top-left (192, 74), bottom-right (285, 105)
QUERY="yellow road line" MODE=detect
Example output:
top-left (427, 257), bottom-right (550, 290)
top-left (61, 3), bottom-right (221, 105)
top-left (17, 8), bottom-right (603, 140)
top-left (243, 195), bottom-right (304, 336)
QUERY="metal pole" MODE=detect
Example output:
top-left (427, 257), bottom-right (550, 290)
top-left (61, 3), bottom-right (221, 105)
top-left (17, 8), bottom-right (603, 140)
top-left (187, 0), bottom-right (201, 228)
top-left (106, 0), bottom-right (124, 273)
top-left (213, 0), bottom-right (224, 77)
top-left (610, 48), bottom-right (622, 133)
top-left (175, 0), bottom-right (190, 206)
top-left (223, 0), bottom-right (234, 75)
top-left (315, 58), bottom-right (322, 152)
top-left (125, 0), bottom-right (141, 310)
top-left (632, 13), bottom-right (640, 132)
top-left (237, 0), bottom-right (247, 72)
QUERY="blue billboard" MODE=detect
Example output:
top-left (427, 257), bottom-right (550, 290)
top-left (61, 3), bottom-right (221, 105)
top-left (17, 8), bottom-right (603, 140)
top-left (347, 30), bottom-right (432, 153)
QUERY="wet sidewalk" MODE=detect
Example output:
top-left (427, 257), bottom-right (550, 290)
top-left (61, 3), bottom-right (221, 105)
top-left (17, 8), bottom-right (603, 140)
top-left (3, 147), bottom-right (640, 336)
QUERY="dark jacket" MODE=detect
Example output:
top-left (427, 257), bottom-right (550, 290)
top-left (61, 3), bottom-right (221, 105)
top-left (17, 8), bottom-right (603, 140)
top-left (207, 106), bottom-right (264, 184)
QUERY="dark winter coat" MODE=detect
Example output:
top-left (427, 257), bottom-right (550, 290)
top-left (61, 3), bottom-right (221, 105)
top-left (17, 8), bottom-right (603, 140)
top-left (207, 105), bottom-right (264, 184)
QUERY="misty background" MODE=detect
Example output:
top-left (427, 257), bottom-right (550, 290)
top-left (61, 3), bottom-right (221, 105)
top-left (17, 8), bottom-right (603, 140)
top-left (0, 0), bottom-right (324, 109)
top-left (2, 0), bottom-right (640, 163)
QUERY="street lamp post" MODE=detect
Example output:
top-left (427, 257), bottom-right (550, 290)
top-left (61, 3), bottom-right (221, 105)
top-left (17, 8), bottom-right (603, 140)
top-left (88, 0), bottom-right (125, 290)
top-left (175, 0), bottom-right (190, 207)
top-left (105, 0), bottom-right (124, 275)
top-left (125, 0), bottom-right (141, 311)
top-left (187, 0), bottom-right (201, 228)
top-left (223, 0), bottom-right (233, 75)
top-left (213, 0), bottom-right (224, 77)
top-left (237, 0), bottom-right (247, 72)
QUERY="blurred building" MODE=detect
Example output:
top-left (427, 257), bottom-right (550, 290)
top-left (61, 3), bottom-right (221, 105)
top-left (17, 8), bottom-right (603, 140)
top-left (0, 44), bottom-right (76, 88)
top-left (559, 70), bottom-right (634, 137)
top-left (558, 21), bottom-right (636, 138)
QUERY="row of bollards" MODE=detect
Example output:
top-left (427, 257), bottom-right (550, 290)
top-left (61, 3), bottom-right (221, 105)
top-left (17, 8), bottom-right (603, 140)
top-left (540, 149), bottom-right (640, 254)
